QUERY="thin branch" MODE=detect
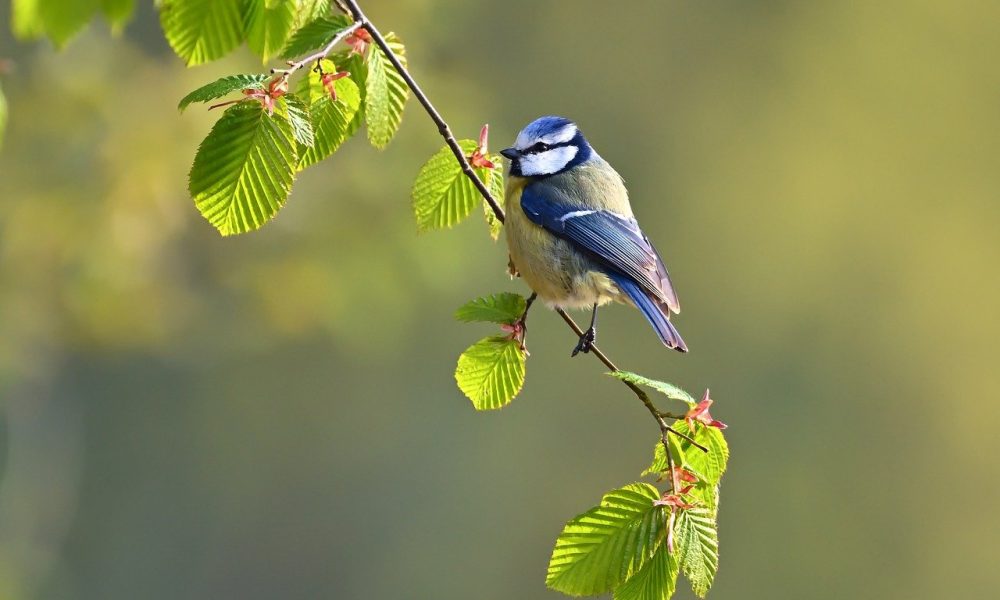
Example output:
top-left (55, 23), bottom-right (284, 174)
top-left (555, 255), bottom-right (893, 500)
top-left (339, 0), bottom-right (704, 463)
top-left (276, 20), bottom-right (365, 78)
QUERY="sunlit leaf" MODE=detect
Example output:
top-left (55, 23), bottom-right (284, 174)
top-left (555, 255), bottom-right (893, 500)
top-left (245, 0), bottom-right (298, 62)
top-left (670, 420), bottom-right (728, 489)
top-left (100, 0), bottom-right (135, 32)
top-left (280, 14), bottom-right (352, 58)
top-left (610, 371), bottom-right (697, 407)
top-left (284, 93), bottom-right (315, 148)
top-left (547, 483), bottom-right (665, 596)
top-left (413, 140), bottom-right (500, 232)
top-left (455, 293), bottom-right (526, 325)
top-left (675, 508), bottom-right (719, 597)
top-left (613, 541), bottom-right (679, 600)
top-left (293, 0), bottom-right (332, 27)
top-left (178, 74), bottom-right (269, 112)
top-left (483, 164), bottom-right (504, 239)
top-left (159, 0), bottom-right (245, 66)
top-left (189, 100), bottom-right (298, 235)
top-left (295, 60), bottom-right (361, 169)
top-left (364, 32), bottom-right (408, 149)
top-left (455, 336), bottom-right (525, 410)
top-left (12, 0), bottom-right (44, 39)
top-left (39, 0), bottom-right (98, 48)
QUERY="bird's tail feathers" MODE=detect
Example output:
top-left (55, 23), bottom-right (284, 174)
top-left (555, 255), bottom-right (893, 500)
top-left (608, 272), bottom-right (688, 352)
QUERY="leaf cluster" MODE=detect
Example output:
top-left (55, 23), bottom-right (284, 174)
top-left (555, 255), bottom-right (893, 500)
top-left (178, 18), bottom-right (409, 234)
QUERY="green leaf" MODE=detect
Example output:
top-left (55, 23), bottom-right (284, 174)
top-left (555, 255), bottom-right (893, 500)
top-left (159, 0), bottom-right (245, 66)
top-left (280, 15), bottom-right (352, 58)
top-left (12, 0), bottom-right (44, 39)
top-left (483, 164), bottom-right (504, 239)
top-left (610, 371), bottom-right (697, 407)
top-left (0, 83), bottom-right (7, 151)
top-left (455, 293), bottom-right (526, 325)
top-left (547, 483), bottom-right (665, 596)
top-left (338, 51), bottom-right (367, 136)
top-left (293, 0), bottom-right (332, 26)
top-left (284, 93), bottom-right (315, 148)
top-left (364, 32), bottom-right (408, 149)
top-left (188, 100), bottom-right (298, 235)
top-left (39, 0), bottom-right (98, 48)
top-left (295, 62), bottom-right (361, 169)
top-left (101, 0), bottom-right (135, 31)
top-left (412, 140), bottom-right (493, 231)
top-left (614, 541), bottom-right (679, 600)
top-left (455, 336), bottom-right (525, 411)
top-left (178, 74), bottom-right (269, 112)
top-left (642, 443), bottom-right (669, 478)
top-left (670, 420), bottom-right (729, 490)
top-left (245, 0), bottom-right (297, 62)
top-left (675, 508), bottom-right (719, 597)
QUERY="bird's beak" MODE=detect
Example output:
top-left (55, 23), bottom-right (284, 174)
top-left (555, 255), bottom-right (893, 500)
top-left (500, 147), bottom-right (520, 160)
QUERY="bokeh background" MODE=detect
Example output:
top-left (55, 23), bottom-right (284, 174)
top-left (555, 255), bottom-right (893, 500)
top-left (2, 1), bottom-right (999, 598)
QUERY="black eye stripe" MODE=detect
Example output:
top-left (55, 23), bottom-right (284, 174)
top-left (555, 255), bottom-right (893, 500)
top-left (523, 140), bottom-right (574, 155)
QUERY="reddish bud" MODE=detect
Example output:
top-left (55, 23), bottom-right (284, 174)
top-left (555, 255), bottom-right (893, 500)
top-left (346, 28), bottom-right (372, 56)
top-left (469, 124), bottom-right (496, 169)
top-left (685, 389), bottom-right (727, 431)
top-left (320, 71), bottom-right (350, 102)
top-left (654, 493), bottom-right (697, 510)
top-left (268, 76), bottom-right (289, 97)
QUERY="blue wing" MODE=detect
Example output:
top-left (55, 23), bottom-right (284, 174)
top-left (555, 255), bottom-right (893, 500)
top-left (520, 184), bottom-right (681, 314)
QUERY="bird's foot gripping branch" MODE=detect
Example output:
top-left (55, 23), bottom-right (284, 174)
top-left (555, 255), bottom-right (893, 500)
top-left (5, 0), bottom-right (734, 597)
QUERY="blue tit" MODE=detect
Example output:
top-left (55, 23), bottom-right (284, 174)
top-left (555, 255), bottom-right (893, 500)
top-left (499, 116), bottom-right (687, 355)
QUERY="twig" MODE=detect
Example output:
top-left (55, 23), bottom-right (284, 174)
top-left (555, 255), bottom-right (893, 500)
top-left (276, 20), bottom-right (365, 79)
top-left (339, 0), bottom-right (704, 466)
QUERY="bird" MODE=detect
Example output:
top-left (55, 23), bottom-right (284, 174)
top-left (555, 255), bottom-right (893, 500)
top-left (499, 115), bottom-right (687, 355)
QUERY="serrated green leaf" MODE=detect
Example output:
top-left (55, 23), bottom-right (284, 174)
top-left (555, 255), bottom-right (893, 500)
top-left (675, 509), bottom-right (718, 597)
top-left (0, 83), bottom-right (7, 151)
top-left (12, 0), bottom-right (44, 39)
top-left (547, 483), bottom-right (665, 596)
top-left (293, 0), bottom-right (331, 27)
top-left (483, 164), bottom-right (504, 239)
top-left (455, 293), bottom-right (525, 325)
top-left (178, 74), bottom-right (269, 112)
top-left (245, 0), bottom-right (298, 62)
top-left (455, 336), bottom-right (525, 410)
top-left (284, 93), bottom-right (314, 148)
top-left (280, 15), bottom-right (352, 58)
top-left (189, 100), bottom-right (298, 235)
top-left (413, 140), bottom-right (492, 231)
top-left (295, 61), bottom-right (361, 169)
top-left (614, 541), bottom-right (679, 600)
top-left (670, 420), bottom-right (728, 489)
top-left (338, 51), bottom-right (367, 136)
top-left (101, 0), bottom-right (135, 31)
top-left (642, 443), bottom-right (668, 478)
top-left (159, 0), bottom-right (245, 66)
top-left (39, 0), bottom-right (98, 48)
top-left (610, 371), bottom-right (697, 406)
top-left (364, 33), bottom-right (408, 149)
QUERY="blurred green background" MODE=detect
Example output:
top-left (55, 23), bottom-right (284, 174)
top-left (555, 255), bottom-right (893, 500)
top-left (2, 1), bottom-right (999, 598)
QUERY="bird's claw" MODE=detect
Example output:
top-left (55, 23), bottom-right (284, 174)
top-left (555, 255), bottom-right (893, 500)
top-left (571, 327), bottom-right (596, 357)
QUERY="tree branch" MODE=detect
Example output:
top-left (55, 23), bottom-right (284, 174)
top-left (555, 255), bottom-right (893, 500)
top-left (340, 0), bottom-right (701, 463)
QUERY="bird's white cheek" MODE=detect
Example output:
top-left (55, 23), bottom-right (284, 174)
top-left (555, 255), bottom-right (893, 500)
top-left (519, 146), bottom-right (579, 176)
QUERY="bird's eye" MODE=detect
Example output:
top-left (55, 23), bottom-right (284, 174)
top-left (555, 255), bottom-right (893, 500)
top-left (530, 142), bottom-right (551, 153)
